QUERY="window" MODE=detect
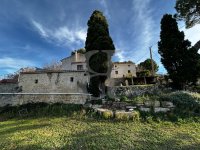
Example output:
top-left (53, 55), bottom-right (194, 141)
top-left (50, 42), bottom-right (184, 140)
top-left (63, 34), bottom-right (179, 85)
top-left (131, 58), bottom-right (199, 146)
top-left (35, 79), bottom-right (38, 84)
top-left (115, 71), bottom-right (118, 74)
top-left (128, 70), bottom-right (131, 73)
top-left (128, 65), bottom-right (130, 67)
top-left (115, 65), bottom-right (117, 68)
top-left (77, 65), bottom-right (83, 70)
top-left (70, 77), bottom-right (74, 82)
top-left (84, 73), bottom-right (87, 76)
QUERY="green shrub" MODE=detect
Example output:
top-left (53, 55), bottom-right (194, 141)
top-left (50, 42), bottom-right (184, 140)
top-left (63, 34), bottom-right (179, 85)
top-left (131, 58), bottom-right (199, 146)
top-left (131, 111), bottom-right (140, 121)
top-left (115, 112), bottom-right (129, 121)
top-left (0, 103), bottom-right (83, 119)
top-left (102, 110), bottom-right (113, 119)
top-left (132, 95), bottom-right (150, 104)
top-left (120, 95), bottom-right (128, 102)
top-left (160, 91), bottom-right (200, 117)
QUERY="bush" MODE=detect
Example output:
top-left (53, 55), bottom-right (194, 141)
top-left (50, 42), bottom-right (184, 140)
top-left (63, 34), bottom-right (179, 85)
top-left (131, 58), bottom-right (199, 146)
top-left (131, 111), bottom-right (140, 121)
top-left (102, 110), bottom-right (113, 119)
top-left (160, 91), bottom-right (200, 117)
top-left (120, 95), bottom-right (128, 102)
top-left (0, 103), bottom-right (83, 119)
top-left (132, 95), bottom-right (150, 104)
top-left (115, 112), bottom-right (129, 121)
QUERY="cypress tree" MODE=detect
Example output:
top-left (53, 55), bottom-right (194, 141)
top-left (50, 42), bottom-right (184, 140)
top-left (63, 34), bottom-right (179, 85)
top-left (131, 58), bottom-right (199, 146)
top-left (85, 10), bottom-right (115, 97)
top-left (158, 14), bottom-right (200, 89)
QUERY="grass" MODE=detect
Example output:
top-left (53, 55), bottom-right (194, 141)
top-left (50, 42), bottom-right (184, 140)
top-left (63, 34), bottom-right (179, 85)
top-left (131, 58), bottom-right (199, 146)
top-left (0, 115), bottom-right (200, 149)
top-left (0, 96), bottom-right (200, 150)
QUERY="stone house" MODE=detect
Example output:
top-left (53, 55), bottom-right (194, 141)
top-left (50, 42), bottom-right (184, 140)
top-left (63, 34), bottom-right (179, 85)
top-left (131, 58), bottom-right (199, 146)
top-left (18, 70), bottom-right (88, 93)
top-left (60, 51), bottom-right (87, 71)
top-left (110, 61), bottom-right (136, 78)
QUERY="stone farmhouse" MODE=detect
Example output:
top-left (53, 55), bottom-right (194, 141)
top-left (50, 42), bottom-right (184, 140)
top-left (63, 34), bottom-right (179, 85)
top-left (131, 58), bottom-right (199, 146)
top-left (111, 61), bottom-right (136, 78)
top-left (18, 51), bottom-right (137, 94)
top-left (0, 51), bottom-right (137, 106)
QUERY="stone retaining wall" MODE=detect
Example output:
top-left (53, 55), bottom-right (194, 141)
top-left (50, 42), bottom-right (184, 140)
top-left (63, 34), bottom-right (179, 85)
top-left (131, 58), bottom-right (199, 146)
top-left (107, 84), bottom-right (159, 98)
top-left (0, 94), bottom-right (89, 107)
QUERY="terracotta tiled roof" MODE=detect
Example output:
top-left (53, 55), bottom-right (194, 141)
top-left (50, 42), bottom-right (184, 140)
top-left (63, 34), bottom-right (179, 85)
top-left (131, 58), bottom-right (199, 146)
top-left (20, 70), bottom-right (86, 74)
top-left (0, 79), bottom-right (18, 83)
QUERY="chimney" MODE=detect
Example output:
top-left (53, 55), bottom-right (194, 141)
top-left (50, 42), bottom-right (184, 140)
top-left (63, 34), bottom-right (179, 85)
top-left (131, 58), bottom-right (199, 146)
top-left (75, 50), bottom-right (77, 62)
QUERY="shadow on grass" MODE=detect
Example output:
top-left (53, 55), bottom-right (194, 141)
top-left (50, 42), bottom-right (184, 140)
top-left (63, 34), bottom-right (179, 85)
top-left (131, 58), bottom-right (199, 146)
top-left (61, 128), bottom-right (134, 150)
top-left (0, 123), bottom-right (49, 136)
top-left (136, 127), bottom-right (200, 150)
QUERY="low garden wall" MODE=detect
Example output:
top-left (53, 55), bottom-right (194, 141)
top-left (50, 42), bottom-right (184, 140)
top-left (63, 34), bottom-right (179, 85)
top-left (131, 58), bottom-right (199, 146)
top-left (107, 84), bottom-right (159, 98)
top-left (0, 94), bottom-right (90, 107)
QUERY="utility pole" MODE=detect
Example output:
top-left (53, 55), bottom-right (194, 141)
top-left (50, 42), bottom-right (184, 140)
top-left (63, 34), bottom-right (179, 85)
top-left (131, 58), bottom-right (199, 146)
top-left (149, 46), bottom-right (155, 76)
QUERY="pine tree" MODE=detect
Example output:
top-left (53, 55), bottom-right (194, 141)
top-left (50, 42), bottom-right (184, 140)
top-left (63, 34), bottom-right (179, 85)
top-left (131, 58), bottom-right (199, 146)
top-left (85, 10), bottom-right (115, 97)
top-left (158, 14), bottom-right (200, 89)
top-left (175, 0), bottom-right (200, 28)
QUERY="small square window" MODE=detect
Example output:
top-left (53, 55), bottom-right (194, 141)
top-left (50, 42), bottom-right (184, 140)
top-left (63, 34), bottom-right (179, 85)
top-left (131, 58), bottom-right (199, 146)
top-left (70, 77), bottom-right (74, 82)
top-left (35, 79), bottom-right (38, 84)
top-left (84, 73), bottom-right (87, 76)
top-left (115, 71), bottom-right (118, 74)
top-left (77, 65), bottom-right (83, 70)
top-left (128, 70), bottom-right (131, 73)
top-left (128, 65), bottom-right (130, 67)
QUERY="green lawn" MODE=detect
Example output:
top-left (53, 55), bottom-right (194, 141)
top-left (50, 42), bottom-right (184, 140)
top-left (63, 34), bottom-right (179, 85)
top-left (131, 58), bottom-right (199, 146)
top-left (0, 116), bottom-right (200, 150)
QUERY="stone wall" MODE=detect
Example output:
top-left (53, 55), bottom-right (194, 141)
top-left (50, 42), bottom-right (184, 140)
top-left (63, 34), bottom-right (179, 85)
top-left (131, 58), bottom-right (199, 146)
top-left (107, 84), bottom-right (159, 98)
top-left (0, 71), bottom-right (90, 107)
top-left (0, 94), bottom-right (90, 107)
top-left (0, 83), bottom-right (18, 93)
top-left (19, 71), bottom-right (88, 93)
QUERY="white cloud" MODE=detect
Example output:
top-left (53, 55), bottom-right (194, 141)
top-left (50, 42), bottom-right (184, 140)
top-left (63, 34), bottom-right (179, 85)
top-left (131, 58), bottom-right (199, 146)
top-left (132, 0), bottom-right (155, 50)
top-left (182, 24), bottom-right (200, 46)
top-left (0, 57), bottom-right (35, 71)
top-left (115, 0), bottom-right (155, 63)
top-left (99, 0), bottom-right (110, 18)
top-left (31, 20), bottom-right (87, 47)
top-left (32, 20), bottom-right (48, 38)
top-left (114, 49), bottom-right (126, 62)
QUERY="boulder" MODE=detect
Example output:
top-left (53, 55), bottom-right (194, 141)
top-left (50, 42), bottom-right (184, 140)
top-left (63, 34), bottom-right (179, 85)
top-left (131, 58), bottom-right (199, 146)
top-left (139, 107), bottom-right (151, 112)
top-left (144, 101), bottom-right (160, 107)
top-left (126, 106), bottom-right (137, 112)
top-left (161, 101), bottom-right (174, 108)
top-left (154, 107), bottom-right (170, 113)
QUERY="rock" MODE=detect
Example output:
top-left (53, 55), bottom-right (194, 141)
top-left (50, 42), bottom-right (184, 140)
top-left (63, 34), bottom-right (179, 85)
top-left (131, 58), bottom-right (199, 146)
top-left (114, 98), bottom-right (120, 102)
top-left (161, 101), bottom-right (175, 108)
top-left (144, 101), bottom-right (160, 107)
top-left (83, 103), bottom-right (92, 108)
top-left (144, 101), bottom-right (153, 107)
top-left (126, 106), bottom-right (136, 112)
top-left (154, 107), bottom-right (170, 113)
top-left (135, 103), bottom-right (144, 107)
top-left (154, 101), bottom-right (160, 107)
top-left (139, 107), bottom-right (151, 112)
top-left (126, 106), bottom-right (137, 109)
top-left (92, 105), bottom-right (102, 109)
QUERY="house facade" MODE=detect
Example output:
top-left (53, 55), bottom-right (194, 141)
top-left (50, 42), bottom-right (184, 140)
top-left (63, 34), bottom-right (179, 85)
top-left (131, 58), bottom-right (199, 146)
top-left (60, 51), bottom-right (87, 71)
top-left (110, 62), bottom-right (136, 78)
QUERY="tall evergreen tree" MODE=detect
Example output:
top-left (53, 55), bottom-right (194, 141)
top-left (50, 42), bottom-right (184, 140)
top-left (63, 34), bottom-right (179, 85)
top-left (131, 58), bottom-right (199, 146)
top-left (158, 14), bottom-right (200, 89)
top-left (85, 10), bottom-right (115, 97)
top-left (175, 0), bottom-right (200, 28)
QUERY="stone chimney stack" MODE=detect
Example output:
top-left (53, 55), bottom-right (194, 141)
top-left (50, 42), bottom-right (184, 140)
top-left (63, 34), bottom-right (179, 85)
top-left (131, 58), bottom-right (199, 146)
top-left (75, 50), bottom-right (77, 62)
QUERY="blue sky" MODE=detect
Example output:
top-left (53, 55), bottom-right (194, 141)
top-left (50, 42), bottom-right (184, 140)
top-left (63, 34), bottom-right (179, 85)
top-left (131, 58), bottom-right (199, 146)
top-left (0, 0), bottom-right (200, 77)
